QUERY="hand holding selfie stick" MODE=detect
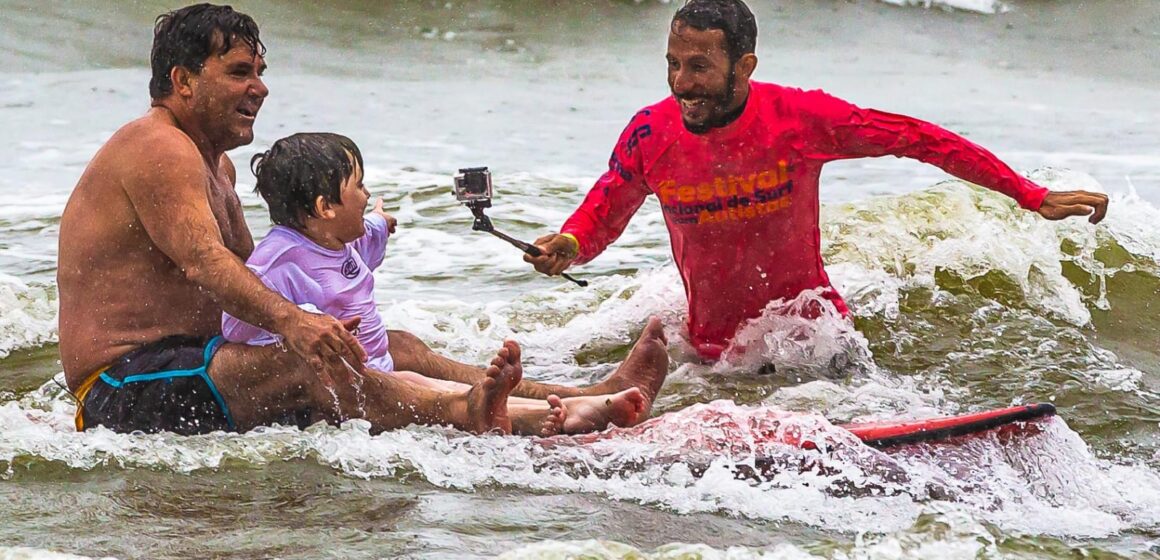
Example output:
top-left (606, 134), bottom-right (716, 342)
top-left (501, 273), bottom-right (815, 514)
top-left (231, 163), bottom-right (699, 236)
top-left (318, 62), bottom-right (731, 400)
top-left (454, 167), bottom-right (588, 288)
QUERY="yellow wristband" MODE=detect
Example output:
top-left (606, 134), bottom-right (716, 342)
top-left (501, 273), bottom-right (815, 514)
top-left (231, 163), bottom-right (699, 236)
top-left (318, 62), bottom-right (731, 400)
top-left (560, 233), bottom-right (580, 258)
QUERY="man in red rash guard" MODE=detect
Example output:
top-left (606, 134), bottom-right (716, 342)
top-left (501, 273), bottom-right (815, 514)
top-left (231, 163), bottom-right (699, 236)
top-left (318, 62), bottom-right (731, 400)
top-left (526, 0), bottom-right (1108, 361)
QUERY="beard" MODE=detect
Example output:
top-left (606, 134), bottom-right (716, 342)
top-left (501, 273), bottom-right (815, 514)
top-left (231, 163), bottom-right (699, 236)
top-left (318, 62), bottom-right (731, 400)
top-left (679, 67), bottom-right (739, 134)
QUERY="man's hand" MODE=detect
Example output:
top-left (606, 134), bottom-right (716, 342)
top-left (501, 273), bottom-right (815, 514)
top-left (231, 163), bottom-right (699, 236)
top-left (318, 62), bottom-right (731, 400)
top-left (524, 233), bottom-right (578, 276)
top-left (279, 310), bottom-right (368, 385)
top-left (1037, 190), bottom-right (1109, 224)
top-left (370, 197), bottom-right (397, 234)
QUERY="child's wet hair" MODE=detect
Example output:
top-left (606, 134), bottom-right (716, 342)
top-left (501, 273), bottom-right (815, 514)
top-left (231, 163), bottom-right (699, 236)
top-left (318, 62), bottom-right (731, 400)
top-left (250, 133), bottom-right (364, 229)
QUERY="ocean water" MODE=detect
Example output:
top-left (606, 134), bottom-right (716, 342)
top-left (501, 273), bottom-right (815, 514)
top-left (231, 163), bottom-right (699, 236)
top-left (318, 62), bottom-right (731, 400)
top-left (2, 0), bottom-right (1160, 558)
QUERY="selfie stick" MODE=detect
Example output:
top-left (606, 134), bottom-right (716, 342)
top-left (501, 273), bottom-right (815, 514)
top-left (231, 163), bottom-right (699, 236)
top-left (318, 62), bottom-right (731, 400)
top-left (468, 204), bottom-right (588, 287)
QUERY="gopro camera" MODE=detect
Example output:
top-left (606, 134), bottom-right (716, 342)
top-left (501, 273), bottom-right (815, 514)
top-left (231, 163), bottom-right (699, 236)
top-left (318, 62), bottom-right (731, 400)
top-left (453, 166), bottom-right (493, 204)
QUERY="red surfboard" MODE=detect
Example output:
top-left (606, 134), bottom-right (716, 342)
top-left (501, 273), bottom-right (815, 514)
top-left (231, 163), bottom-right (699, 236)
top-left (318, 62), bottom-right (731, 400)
top-left (837, 403), bottom-right (1057, 448)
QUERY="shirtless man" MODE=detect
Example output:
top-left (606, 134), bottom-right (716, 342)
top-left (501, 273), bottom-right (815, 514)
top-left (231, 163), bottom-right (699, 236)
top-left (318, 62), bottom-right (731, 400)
top-left (57, 4), bottom-right (667, 436)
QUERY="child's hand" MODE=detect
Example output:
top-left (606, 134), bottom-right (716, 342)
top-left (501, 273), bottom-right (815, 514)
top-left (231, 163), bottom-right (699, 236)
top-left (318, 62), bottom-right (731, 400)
top-left (370, 197), bottom-right (397, 233)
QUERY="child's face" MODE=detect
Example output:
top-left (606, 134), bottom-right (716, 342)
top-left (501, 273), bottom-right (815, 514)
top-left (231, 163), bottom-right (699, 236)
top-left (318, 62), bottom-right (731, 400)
top-left (331, 158), bottom-right (371, 243)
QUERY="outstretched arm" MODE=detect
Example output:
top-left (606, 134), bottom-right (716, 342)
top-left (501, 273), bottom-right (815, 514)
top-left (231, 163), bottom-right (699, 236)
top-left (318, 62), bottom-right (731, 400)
top-left (526, 115), bottom-right (654, 275)
top-left (352, 197), bottom-right (396, 271)
top-left (799, 89), bottom-right (1108, 223)
top-left (123, 129), bottom-right (367, 377)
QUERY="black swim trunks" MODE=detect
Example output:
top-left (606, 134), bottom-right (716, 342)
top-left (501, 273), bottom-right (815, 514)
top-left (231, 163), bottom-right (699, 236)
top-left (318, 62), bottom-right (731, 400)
top-left (75, 335), bottom-right (236, 435)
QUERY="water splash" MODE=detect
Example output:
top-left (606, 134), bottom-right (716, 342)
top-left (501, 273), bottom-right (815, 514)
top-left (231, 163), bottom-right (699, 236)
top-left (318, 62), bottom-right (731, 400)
top-left (714, 289), bottom-right (874, 378)
top-left (0, 273), bottom-right (55, 359)
top-left (5, 382), bottom-right (1158, 539)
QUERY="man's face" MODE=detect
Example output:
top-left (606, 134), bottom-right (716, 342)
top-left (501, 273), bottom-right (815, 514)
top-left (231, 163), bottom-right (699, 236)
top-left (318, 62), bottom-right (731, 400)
top-left (189, 39), bottom-right (268, 150)
top-left (666, 22), bottom-right (738, 132)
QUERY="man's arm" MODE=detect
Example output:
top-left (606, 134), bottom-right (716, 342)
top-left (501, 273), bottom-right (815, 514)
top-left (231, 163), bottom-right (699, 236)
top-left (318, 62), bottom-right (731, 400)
top-left (526, 114), bottom-right (654, 275)
top-left (797, 89), bottom-right (1108, 223)
top-left (222, 268), bottom-right (288, 345)
top-left (122, 130), bottom-right (366, 374)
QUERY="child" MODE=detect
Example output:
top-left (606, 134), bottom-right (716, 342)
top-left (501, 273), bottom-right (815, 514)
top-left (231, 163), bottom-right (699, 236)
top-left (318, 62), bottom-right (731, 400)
top-left (223, 133), bottom-right (647, 435)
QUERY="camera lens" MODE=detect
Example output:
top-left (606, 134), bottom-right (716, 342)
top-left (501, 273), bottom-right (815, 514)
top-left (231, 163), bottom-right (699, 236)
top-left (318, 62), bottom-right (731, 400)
top-left (464, 174), bottom-right (486, 194)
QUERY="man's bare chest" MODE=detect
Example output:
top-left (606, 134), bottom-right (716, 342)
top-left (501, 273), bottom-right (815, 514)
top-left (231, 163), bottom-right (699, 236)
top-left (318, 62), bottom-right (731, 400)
top-left (206, 175), bottom-right (250, 255)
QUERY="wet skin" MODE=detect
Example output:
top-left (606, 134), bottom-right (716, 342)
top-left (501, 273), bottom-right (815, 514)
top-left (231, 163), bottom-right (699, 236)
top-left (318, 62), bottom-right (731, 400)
top-left (665, 20), bottom-right (756, 133)
top-left (59, 34), bottom-right (668, 434)
top-left (58, 42), bottom-right (272, 385)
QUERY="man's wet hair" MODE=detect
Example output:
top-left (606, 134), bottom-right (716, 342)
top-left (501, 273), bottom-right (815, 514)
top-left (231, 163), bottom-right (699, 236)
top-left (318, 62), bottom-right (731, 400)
top-left (150, 3), bottom-right (265, 99)
top-left (673, 0), bottom-right (757, 63)
top-left (251, 133), bottom-right (365, 230)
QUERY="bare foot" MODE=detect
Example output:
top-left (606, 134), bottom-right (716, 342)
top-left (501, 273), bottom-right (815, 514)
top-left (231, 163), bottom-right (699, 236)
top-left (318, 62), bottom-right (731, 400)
top-left (591, 316), bottom-right (669, 403)
top-left (463, 353), bottom-right (521, 434)
top-left (540, 395), bottom-right (567, 436)
top-left (561, 387), bottom-right (647, 434)
top-left (509, 394), bottom-right (571, 436)
top-left (493, 341), bottom-right (523, 379)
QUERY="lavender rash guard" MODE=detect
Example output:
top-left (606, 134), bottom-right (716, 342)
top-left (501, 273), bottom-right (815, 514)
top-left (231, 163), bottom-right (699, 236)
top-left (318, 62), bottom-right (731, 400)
top-left (222, 214), bottom-right (394, 372)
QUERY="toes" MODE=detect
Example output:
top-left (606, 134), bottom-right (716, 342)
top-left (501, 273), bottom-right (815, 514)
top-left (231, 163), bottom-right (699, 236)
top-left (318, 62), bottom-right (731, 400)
top-left (540, 412), bottom-right (564, 436)
top-left (643, 316), bottom-right (666, 340)
top-left (646, 316), bottom-right (662, 331)
top-left (505, 340), bottom-right (522, 363)
top-left (544, 395), bottom-right (567, 436)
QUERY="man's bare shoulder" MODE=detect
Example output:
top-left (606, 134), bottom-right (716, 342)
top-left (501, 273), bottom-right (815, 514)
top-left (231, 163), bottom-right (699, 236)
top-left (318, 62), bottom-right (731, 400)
top-left (97, 111), bottom-right (205, 176)
top-left (87, 111), bottom-right (216, 200)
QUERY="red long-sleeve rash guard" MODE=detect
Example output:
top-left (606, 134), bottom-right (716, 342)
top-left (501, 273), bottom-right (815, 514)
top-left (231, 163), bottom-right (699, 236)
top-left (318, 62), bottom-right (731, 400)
top-left (561, 82), bottom-right (1049, 360)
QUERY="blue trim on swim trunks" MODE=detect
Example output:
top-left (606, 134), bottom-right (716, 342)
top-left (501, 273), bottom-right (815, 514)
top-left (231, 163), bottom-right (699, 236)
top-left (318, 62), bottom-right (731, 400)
top-left (200, 336), bottom-right (235, 430)
top-left (97, 335), bottom-right (236, 431)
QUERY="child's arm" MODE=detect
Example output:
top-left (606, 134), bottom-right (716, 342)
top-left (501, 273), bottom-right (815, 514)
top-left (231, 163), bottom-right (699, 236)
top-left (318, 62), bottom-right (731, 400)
top-left (353, 197), bottom-right (396, 271)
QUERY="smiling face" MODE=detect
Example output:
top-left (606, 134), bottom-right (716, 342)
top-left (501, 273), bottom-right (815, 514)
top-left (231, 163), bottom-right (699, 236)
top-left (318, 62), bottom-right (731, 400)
top-left (187, 38), bottom-right (268, 151)
top-left (666, 21), bottom-right (755, 133)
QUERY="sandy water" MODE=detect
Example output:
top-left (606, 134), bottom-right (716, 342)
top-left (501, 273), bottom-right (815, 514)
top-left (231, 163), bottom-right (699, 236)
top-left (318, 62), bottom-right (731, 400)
top-left (2, 1), bottom-right (1160, 558)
